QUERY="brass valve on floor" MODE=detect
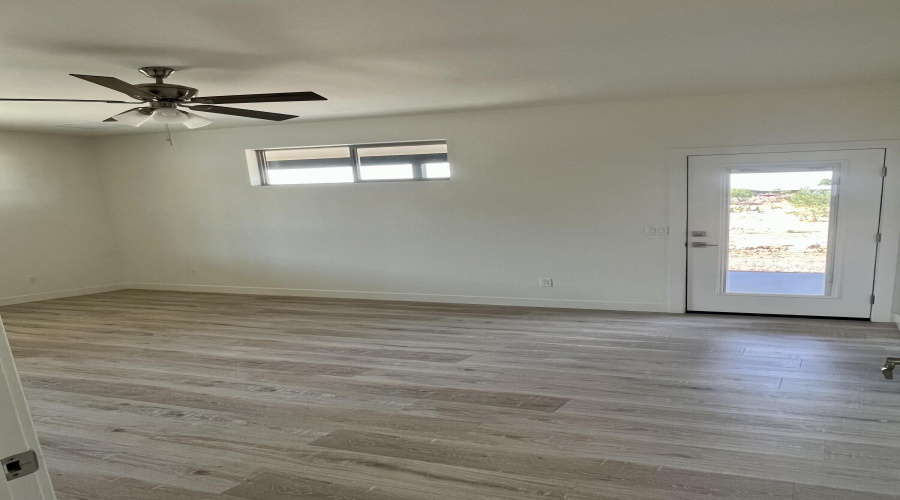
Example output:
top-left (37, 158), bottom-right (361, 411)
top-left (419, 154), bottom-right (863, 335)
top-left (883, 358), bottom-right (899, 380)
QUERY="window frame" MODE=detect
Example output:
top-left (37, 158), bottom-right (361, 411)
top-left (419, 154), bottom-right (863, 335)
top-left (252, 140), bottom-right (449, 186)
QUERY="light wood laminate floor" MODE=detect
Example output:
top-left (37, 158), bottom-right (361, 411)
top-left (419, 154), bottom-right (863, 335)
top-left (2, 290), bottom-right (900, 499)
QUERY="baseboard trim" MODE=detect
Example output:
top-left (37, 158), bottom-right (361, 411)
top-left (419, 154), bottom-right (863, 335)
top-left (128, 282), bottom-right (669, 312)
top-left (0, 284), bottom-right (128, 307)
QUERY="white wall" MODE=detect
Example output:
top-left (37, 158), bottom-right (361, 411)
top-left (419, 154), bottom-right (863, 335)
top-left (0, 132), bottom-right (121, 305)
top-left (94, 83), bottom-right (900, 312)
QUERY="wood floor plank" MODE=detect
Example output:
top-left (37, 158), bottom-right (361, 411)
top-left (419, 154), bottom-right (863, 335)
top-left (223, 472), bottom-right (401, 500)
top-left (50, 471), bottom-right (247, 500)
top-left (308, 429), bottom-right (798, 499)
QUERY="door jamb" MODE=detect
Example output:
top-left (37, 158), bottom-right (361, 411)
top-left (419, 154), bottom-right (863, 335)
top-left (666, 141), bottom-right (900, 322)
top-left (0, 317), bottom-right (56, 499)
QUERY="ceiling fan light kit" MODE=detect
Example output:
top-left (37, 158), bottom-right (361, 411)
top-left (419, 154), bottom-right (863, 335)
top-left (0, 66), bottom-right (326, 130)
top-left (104, 107), bottom-right (153, 127)
top-left (182, 112), bottom-right (212, 129)
top-left (152, 106), bottom-right (189, 124)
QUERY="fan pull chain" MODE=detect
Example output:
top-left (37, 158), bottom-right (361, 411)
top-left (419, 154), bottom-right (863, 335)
top-left (164, 123), bottom-right (174, 146)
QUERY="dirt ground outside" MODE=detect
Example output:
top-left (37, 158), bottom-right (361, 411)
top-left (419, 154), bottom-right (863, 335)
top-left (728, 195), bottom-right (829, 273)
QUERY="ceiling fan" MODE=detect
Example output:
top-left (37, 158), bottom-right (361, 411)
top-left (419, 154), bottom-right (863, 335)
top-left (0, 67), bottom-right (326, 129)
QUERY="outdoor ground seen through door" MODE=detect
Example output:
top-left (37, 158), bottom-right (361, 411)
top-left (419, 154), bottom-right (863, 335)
top-left (727, 170), bottom-right (834, 295)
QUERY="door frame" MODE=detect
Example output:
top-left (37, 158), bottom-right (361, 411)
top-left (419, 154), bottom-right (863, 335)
top-left (0, 317), bottom-right (56, 500)
top-left (666, 140), bottom-right (900, 322)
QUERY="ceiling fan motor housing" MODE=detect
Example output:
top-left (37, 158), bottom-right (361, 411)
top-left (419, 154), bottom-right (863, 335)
top-left (135, 83), bottom-right (198, 102)
top-left (135, 67), bottom-right (197, 101)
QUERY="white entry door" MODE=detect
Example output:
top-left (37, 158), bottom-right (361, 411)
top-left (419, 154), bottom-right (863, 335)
top-left (0, 317), bottom-right (55, 500)
top-left (687, 149), bottom-right (885, 318)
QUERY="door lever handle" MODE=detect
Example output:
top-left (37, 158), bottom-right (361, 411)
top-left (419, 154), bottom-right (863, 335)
top-left (884, 357), bottom-right (899, 380)
top-left (691, 242), bottom-right (719, 248)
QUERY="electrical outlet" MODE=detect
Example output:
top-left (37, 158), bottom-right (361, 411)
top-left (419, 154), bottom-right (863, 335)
top-left (28, 276), bottom-right (38, 284)
top-left (645, 226), bottom-right (669, 235)
top-left (539, 278), bottom-right (554, 287)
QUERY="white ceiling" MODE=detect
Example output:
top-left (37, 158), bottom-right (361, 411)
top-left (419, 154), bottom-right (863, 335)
top-left (2, 0), bottom-right (900, 135)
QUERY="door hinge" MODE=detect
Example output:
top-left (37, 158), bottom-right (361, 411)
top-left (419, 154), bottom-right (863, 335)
top-left (883, 166), bottom-right (888, 178)
top-left (871, 294), bottom-right (876, 305)
top-left (877, 232), bottom-right (882, 243)
top-left (2, 450), bottom-right (39, 481)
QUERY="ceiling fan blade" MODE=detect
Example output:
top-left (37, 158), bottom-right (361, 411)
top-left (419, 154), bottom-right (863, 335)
top-left (185, 105), bottom-right (297, 121)
top-left (190, 92), bottom-right (326, 105)
top-left (70, 74), bottom-right (158, 100)
top-left (0, 98), bottom-right (139, 103)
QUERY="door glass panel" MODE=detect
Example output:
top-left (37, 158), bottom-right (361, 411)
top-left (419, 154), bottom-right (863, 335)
top-left (726, 169), bottom-right (835, 295)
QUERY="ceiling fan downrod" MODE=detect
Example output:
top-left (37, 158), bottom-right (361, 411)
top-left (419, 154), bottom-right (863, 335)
top-left (138, 66), bottom-right (175, 85)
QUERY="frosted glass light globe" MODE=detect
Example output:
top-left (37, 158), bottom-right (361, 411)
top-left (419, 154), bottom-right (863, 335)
top-left (153, 108), bottom-right (189, 124)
